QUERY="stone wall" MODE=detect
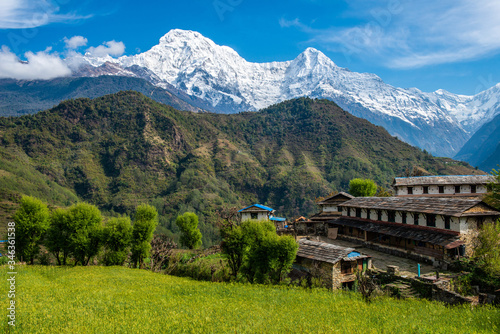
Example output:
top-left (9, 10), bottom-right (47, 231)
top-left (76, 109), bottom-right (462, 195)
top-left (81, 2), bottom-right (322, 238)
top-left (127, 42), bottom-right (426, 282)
top-left (460, 229), bottom-right (480, 258)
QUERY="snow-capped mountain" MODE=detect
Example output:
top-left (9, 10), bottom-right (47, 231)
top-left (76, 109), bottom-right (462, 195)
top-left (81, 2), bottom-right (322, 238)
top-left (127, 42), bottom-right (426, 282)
top-left (72, 29), bottom-right (500, 157)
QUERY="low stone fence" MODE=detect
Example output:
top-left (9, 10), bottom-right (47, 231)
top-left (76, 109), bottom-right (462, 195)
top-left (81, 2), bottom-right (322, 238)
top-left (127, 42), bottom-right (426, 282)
top-left (371, 269), bottom-right (476, 305)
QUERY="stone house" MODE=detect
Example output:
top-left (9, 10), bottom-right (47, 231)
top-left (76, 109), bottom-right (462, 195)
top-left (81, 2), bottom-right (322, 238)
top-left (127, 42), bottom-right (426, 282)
top-left (294, 239), bottom-right (372, 289)
top-left (393, 175), bottom-right (494, 197)
top-left (297, 192), bottom-right (354, 236)
top-left (238, 204), bottom-right (286, 228)
top-left (331, 197), bottom-right (500, 262)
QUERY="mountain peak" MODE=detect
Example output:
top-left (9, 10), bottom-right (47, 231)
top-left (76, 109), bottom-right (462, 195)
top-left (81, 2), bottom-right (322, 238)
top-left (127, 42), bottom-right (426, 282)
top-left (159, 29), bottom-right (207, 44)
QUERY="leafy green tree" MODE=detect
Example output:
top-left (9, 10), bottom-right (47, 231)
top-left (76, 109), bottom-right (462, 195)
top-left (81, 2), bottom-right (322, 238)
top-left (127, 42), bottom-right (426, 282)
top-left (103, 217), bottom-right (133, 266)
top-left (46, 208), bottom-right (72, 265)
top-left (175, 212), bottom-right (202, 249)
top-left (474, 221), bottom-right (500, 279)
top-left (13, 196), bottom-right (50, 264)
top-left (221, 220), bottom-right (298, 284)
top-left (485, 169), bottom-right (500, 209)
top-left (220, 224), bottom-right (246, 278)
top-left (131, 204), bottom-right (158, 268)
top-left (349, 178), bottom-right (377, 197)
top-left (67, 203), bottom-right (104, 266)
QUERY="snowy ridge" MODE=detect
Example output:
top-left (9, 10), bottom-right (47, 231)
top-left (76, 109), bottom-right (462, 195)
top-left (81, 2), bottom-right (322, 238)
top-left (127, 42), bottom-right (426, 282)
top-left (74, 29), bottom-right (500, 157)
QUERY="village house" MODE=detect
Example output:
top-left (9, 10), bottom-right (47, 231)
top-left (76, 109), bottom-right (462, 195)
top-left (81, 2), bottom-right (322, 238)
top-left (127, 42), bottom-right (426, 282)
top-left (238, 204), bottom-right (287, 228)
top-left (330, 197), bottom-right (500, 263)
top-left (294, 239), bottom-right (372, 289)
top-left (296, 192), bottom-right (354, 236)
top-left (393, 175), bottom-right (494, 197)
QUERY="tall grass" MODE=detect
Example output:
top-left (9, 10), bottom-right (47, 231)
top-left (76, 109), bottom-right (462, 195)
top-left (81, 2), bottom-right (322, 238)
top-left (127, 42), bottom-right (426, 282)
top-left (1, 266), bottom-right (498, 333)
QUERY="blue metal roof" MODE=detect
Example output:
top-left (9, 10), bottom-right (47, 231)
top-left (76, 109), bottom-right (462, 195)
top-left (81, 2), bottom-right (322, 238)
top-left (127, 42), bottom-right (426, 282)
top-left (270, 217), bottom-right (286, 222)
top-left (347, 251), bottom-right (361, 258)
top-left (238, 204), bottom-right (274, 213)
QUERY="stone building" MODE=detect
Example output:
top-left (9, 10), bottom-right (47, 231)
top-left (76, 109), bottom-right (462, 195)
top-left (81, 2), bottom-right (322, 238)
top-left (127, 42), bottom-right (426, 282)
top-left (238, 204), bottom-right (286, 228)
top-left (296, 192), bottom-right (355, 236)
top-left (331, 197), bottom-right (500, 262)
top-left (295, 239), bottom-right (371, 289)
top-left (393, 175), bottom-right (494, 197)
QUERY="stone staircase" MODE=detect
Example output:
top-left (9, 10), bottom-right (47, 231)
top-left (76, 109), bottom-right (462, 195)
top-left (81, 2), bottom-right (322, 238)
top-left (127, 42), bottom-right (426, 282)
top-left (386, 280), bottom-right (421, 299)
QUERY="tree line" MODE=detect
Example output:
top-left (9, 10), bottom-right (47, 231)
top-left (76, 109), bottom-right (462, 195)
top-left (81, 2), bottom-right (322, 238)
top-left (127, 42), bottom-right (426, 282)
top-left (13, 196), bottom-right (158, 268)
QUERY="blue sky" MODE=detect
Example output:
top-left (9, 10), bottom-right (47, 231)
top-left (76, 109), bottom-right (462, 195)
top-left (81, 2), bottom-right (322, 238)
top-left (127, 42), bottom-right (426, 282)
top-left (1, 0), bottom-right (500, 95)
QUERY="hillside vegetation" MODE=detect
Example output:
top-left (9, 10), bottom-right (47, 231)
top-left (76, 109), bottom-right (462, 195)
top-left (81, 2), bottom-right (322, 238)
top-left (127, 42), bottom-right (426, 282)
top-left (1, 266), bottom-right (498, 333)
top-left (0, 92), bottom-right (481, 244)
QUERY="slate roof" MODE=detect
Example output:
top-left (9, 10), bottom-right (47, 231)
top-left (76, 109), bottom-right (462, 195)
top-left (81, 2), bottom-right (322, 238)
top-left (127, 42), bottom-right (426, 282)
top-left (297, 239), bottom-right (368, 264)
top-left (309, 211), bottom-right (341, 221)
top-left (238, 204), bottom-right (274, 213)
top-left (338, 197), bottom-right (500, 217)
top-left (393, 175), bottom-right (494, 187)
top-left (317, 192), bottom-right (354, 205)
top-left (330, 218), bottom-right (463, 249)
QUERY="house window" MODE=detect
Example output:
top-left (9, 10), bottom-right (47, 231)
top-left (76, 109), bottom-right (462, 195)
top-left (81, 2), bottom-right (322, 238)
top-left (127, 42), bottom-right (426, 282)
top-left (438, 186), bottom-right (444, 194)
top-left (251, 213), bottom-right (258, 220)
top-left (366, 209), bottom-right (371, 220)
top-left (356, 208), bottom-right (362, 218)
top-left (347, 207), bottom-right (351, 216)
top-left (471, 185), bottom-right (476, 193)
top-left (426, 214), bottom-right (436, 227)
top-left (423, 186), bottom-right (429, 194)
top-left (455, 185), bottom-right (461, 194)
top-left (414, 213), bottom-right (419, 225)
top-left (341, 261), bottom-right (355, 274)
top-left (402, 212), bottom-right (407, 224)
top-left (377, 210), bottom-right (382, 221)
top-left (444, 216), bottom-right (450, 229)
top-left (388, 210), bottom-right (395, 223)
top-left (407, 187), bottom-right (413, 195)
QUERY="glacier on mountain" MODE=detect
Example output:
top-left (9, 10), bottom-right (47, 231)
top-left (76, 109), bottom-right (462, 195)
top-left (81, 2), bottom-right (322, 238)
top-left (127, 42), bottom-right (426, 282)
top-left (72, 29), bottom-right (500, 158)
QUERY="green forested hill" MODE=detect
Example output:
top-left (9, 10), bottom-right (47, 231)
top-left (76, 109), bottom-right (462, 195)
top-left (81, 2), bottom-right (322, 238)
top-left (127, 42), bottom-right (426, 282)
top-left (0, 92), bottom-right (481, 245)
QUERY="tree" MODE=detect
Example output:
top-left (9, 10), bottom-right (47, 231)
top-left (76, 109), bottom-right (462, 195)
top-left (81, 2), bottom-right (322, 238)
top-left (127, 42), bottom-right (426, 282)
top-left (103, 217), bottom-right (133, 266)
top-left (46, 208), bottom-right (72, 265)
top-left (13, 196), bottom-right (50, 264)
top-left (349, 178), bottom-right (377, 197)
top-left (149, 234), bottom-right (177, 272)
top-left (175, 212), bottom-right (202, 249)
top-left (220, 224), bottom-right (246, 278)
top-left (485, 169), bottom-right (500, 210)
top-left (131, 204), bottom-right (158, 268)
top-left (474, 221), bottom-right (500, 279)
top-left (221, 220), bottom-right (298, 284)
top-left (67, 203), bottom-right (104, 266)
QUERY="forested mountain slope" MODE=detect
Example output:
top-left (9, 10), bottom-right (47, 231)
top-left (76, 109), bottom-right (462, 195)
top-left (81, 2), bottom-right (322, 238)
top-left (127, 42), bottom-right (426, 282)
top-left (0, 92), bottom-right (481, 244)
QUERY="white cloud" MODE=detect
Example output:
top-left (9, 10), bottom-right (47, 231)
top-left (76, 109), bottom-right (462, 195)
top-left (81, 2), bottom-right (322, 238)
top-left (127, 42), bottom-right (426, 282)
top-left (282, 0), bottom-right (500, 68)
top-left (86, 40), bottom-right (125, 57)
top-left (64, 36), bottom-right (88, 49)
top-left (0, 0), bottom-right (91, 29)
top-left (0, 46), bottom-right (71, 80)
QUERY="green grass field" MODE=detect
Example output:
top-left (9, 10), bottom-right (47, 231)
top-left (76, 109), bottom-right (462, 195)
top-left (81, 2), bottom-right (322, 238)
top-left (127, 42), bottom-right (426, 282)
top-left (1, 266), bottom-right (498, 333)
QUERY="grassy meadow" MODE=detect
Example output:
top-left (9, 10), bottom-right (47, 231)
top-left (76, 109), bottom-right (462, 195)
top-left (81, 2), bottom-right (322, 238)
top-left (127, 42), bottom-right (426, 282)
top-left (1, 266), bottom-right (499, 333)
